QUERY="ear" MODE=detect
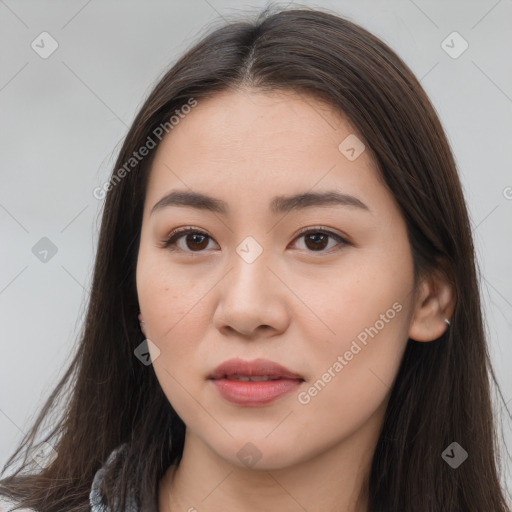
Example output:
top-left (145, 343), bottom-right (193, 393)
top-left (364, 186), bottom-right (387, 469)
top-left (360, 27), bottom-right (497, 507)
top-left (138, 312), bottom-right (146, 336)
top-left (409, 264), bottom-right (456, 342)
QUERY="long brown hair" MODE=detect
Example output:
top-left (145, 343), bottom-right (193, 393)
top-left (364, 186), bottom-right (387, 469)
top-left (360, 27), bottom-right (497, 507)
top-left (1, 5), bottom-right (510, 511)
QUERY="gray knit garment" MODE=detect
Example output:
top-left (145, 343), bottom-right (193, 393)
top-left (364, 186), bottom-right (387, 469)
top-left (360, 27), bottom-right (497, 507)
top-left (89, 443), bottom-right (138, 512)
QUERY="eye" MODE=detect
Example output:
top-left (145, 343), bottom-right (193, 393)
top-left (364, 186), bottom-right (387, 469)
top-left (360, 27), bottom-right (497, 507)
top-left (291, 227), bottom-right (349, 253)
top-left (162, 227), bottom-right (218, 253)
top-left (161, 226), bottom-right (350, 254)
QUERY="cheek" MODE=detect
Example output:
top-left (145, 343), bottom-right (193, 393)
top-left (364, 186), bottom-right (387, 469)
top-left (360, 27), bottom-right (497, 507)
top-left (136, 251), bottom-right (202, 338)
top-left (288, 251), bottom-right (410, 348)
top-left (137, 266), bottom-right (211, 418)
top-left (136, 252), bottom-right (217, 372)
top-left (294, 314), bottom-right (407, 452)
top-left (292, 246), bottom-right (412, 418)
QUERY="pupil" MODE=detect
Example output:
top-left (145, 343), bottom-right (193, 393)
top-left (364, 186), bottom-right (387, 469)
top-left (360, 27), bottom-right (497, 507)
top-left (306, 233), bottom-right (327, 251)
top-left (187, 234), bottom-right (208, 251)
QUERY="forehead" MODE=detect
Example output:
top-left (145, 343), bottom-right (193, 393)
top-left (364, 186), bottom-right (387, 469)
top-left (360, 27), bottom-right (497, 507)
top-left (157, 88), bottom-right (355, 156)
top-left (145, 88), bottom-right (385, 212)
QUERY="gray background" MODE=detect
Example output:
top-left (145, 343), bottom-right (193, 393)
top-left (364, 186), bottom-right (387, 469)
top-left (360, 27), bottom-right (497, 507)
top-left (1, 0), bottom-right (511, 496)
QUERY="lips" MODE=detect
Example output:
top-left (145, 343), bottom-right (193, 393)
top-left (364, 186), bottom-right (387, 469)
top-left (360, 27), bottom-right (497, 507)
top-left (208, 358), bottom-right (304, 406)
top-left (208, 357), bottom-right (304, 381)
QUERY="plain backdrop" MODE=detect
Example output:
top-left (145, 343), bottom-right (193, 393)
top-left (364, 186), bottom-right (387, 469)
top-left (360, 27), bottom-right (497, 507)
top-left (1, 0), bottom-right (511, 497)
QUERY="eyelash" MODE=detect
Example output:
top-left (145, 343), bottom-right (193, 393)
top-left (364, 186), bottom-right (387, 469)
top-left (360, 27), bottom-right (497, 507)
top-left (161, 226), bottom-right (350, 255)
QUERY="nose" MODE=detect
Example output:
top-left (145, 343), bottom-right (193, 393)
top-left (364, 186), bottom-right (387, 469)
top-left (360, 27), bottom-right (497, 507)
top-left (212, 248), bottom-right (291, 340)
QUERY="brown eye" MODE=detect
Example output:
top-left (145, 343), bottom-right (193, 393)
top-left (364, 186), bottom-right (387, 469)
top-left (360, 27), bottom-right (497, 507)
top-left (304, 233), bottom-right (329, 251)
top-left (293, 228), bottom-right (349, 253)
top-left (163, 228), bottom-right (217, 252)
top-left (183, 233), bottom-right (209, 251)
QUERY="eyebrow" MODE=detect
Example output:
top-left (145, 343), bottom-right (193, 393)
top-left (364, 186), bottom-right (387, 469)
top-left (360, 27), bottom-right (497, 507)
top-left (150, 190), bottom-right (370, 217)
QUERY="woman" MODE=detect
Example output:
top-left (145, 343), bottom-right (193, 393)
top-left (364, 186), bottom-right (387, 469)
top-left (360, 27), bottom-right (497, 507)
top-left (1, 5), bottom-right (509, 512)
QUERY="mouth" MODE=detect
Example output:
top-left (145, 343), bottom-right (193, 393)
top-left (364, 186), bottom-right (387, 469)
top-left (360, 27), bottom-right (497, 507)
top-left (208, 358), bottom-right (305, 406)
top-left (219, 375), bottom-right (288, 382)
top-left (208, 357), bottom-right (304, 381)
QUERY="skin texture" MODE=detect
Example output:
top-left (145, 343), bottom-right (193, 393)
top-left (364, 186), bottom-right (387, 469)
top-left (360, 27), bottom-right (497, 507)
top-left (136, 88), bottom-right (455, 512)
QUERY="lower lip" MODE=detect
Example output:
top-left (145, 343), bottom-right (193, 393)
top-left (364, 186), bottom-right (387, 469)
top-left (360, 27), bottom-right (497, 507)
top-left (210, 378), bottom-right (303, 406)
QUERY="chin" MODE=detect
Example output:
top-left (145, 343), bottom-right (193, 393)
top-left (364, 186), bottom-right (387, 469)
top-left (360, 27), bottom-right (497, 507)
top-left (211, 432), bottom-right (310, 472)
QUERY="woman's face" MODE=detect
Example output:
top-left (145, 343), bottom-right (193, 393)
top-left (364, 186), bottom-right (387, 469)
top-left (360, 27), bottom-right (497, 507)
top-left (136, 88), bottom-right (416, 470)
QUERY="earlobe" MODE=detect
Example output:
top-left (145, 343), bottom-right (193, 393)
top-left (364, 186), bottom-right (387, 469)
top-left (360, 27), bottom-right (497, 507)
top-left (408, 267), bottom-right (456, 342)
top-left (138, 312), bottom-right (146, 336)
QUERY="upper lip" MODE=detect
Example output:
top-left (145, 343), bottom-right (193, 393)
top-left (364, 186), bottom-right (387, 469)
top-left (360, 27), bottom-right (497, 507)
top-left (209, 358), bottom-right (304, 380)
